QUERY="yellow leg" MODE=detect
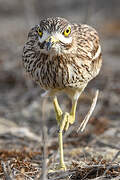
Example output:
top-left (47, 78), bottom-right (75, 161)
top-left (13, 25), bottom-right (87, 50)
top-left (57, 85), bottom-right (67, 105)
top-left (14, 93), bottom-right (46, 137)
top-left (52, 97), bottom-right (78, 171)
top-left (58, 129), bottom-right (66, 170)
top-left (58, 100), bottom-right (78, 170)
top-left (52, 96), bottom-right (66, 170)
top-left (63, 100), bottom-right (77, 131)
top-left (69, 100), bottom-right (77, 123)
top-left (53, 96), bottom-right (63, 124)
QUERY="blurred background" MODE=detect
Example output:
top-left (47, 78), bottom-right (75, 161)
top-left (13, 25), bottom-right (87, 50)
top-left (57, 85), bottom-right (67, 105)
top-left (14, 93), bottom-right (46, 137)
top-left (0, 0), bottom-right (120, 178)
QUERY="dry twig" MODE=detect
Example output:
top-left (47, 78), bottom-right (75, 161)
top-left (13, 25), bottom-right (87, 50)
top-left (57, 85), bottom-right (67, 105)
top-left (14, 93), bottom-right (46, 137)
top-left (77, 90), bottom-right (99, 132)
top-left (1, 161), bottom-right (12, 180)
top-left (38, 98), bottom-right (48, 180)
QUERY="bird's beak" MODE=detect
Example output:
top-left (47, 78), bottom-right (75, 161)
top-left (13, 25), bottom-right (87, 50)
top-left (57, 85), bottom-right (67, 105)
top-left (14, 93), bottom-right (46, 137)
top-left (45, 36), bottom-right (59, 51)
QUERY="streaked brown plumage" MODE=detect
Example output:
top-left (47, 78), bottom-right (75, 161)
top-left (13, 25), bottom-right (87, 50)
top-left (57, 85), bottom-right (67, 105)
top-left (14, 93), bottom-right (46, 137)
top-left (22, 17), bottom-right (102, 170)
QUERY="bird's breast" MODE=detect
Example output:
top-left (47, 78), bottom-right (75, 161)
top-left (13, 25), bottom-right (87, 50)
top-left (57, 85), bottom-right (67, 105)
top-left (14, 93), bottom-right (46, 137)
top-left (30, 54), bottom-right (87, 89)
top-left (23, 50), bottom-right (99, 91)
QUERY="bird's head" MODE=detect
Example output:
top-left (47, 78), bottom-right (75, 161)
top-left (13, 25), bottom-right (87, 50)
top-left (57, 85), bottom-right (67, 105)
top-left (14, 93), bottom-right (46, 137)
top-left (28, 17), bottom-right (75, 55)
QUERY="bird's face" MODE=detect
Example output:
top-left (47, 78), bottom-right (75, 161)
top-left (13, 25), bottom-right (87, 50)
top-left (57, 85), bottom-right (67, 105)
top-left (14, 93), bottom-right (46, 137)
top-left (30, 17), bottom-right (74, 55)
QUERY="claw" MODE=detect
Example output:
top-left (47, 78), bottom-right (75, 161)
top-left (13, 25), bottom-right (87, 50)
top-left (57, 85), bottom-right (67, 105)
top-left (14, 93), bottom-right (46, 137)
top-left (59, 112), bottom-right (75, 132)
top-left (59, 112), bottom-right (69, 131)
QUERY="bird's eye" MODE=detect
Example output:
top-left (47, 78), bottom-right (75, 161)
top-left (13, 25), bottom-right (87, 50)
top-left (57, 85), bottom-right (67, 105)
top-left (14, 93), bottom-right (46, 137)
top-left (37, 27), bottom-right (43, 38)
top-left (63, 27), bottom-right (71, 37)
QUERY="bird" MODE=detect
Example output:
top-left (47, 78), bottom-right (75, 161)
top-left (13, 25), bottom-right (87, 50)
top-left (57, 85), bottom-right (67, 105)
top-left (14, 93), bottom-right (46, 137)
top-left (22, 17), bottom-right (102, 171)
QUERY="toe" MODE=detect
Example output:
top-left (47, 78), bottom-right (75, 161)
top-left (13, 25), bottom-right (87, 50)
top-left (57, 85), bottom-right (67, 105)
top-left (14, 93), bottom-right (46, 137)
top-left (57, 164), bottom-right (67, 171)
top-left (64, 120), bottom-right (69, 131)
top-left (59, 112), bottom-right (69, 131)
top-left (48, 164), bottom-right (67, 173)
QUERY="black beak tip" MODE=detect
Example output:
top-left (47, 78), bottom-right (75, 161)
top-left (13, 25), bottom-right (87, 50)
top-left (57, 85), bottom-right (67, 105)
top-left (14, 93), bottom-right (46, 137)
top-left (46, 41), bottom-right (52, 51)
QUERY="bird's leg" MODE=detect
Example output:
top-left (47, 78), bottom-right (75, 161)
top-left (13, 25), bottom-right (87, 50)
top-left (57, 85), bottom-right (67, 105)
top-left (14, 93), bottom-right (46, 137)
top-left (58, 125), bottom-right (66, 170)
top-left (52, 96), bottom-right (66, 170)
top-left (52, 97), bottom-right (78, 171)
top-left (56, 100), bottom-right (78, 170)
top-left (57, 100), bottom-right (77, 170)
top-left (53, 96), bottom-right (63, 124)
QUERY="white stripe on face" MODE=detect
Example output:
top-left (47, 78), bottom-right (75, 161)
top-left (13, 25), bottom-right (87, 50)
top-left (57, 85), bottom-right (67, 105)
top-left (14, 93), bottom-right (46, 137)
top-left (38, 30), bottom-right (72, 45)
top-left (54, 32), bottom-right (72, 44)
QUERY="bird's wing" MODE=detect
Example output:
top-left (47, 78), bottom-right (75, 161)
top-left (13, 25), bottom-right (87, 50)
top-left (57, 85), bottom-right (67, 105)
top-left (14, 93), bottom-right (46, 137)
top-left (76, 24), bottom-right (102, 62)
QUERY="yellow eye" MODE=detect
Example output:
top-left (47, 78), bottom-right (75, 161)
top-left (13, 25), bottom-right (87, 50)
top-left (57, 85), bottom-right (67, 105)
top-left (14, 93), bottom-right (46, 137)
top-left (37, 27), bottom-right (43, 37)
top-left (63, 27), bottom-right (71, 37)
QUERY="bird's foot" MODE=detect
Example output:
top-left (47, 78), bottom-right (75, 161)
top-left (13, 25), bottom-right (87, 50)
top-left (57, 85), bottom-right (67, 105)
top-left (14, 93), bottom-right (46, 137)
top-left (59, 112), bottom-right (75, 131)
top-left (56, 163), bottom-right (67, 171)
top-left (48, 163), bottom-right (66, 173)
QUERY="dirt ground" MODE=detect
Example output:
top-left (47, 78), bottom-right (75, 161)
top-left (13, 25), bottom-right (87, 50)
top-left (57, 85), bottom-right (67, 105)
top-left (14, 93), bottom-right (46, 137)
top-left (0, 0), bottom-right (120, 179)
